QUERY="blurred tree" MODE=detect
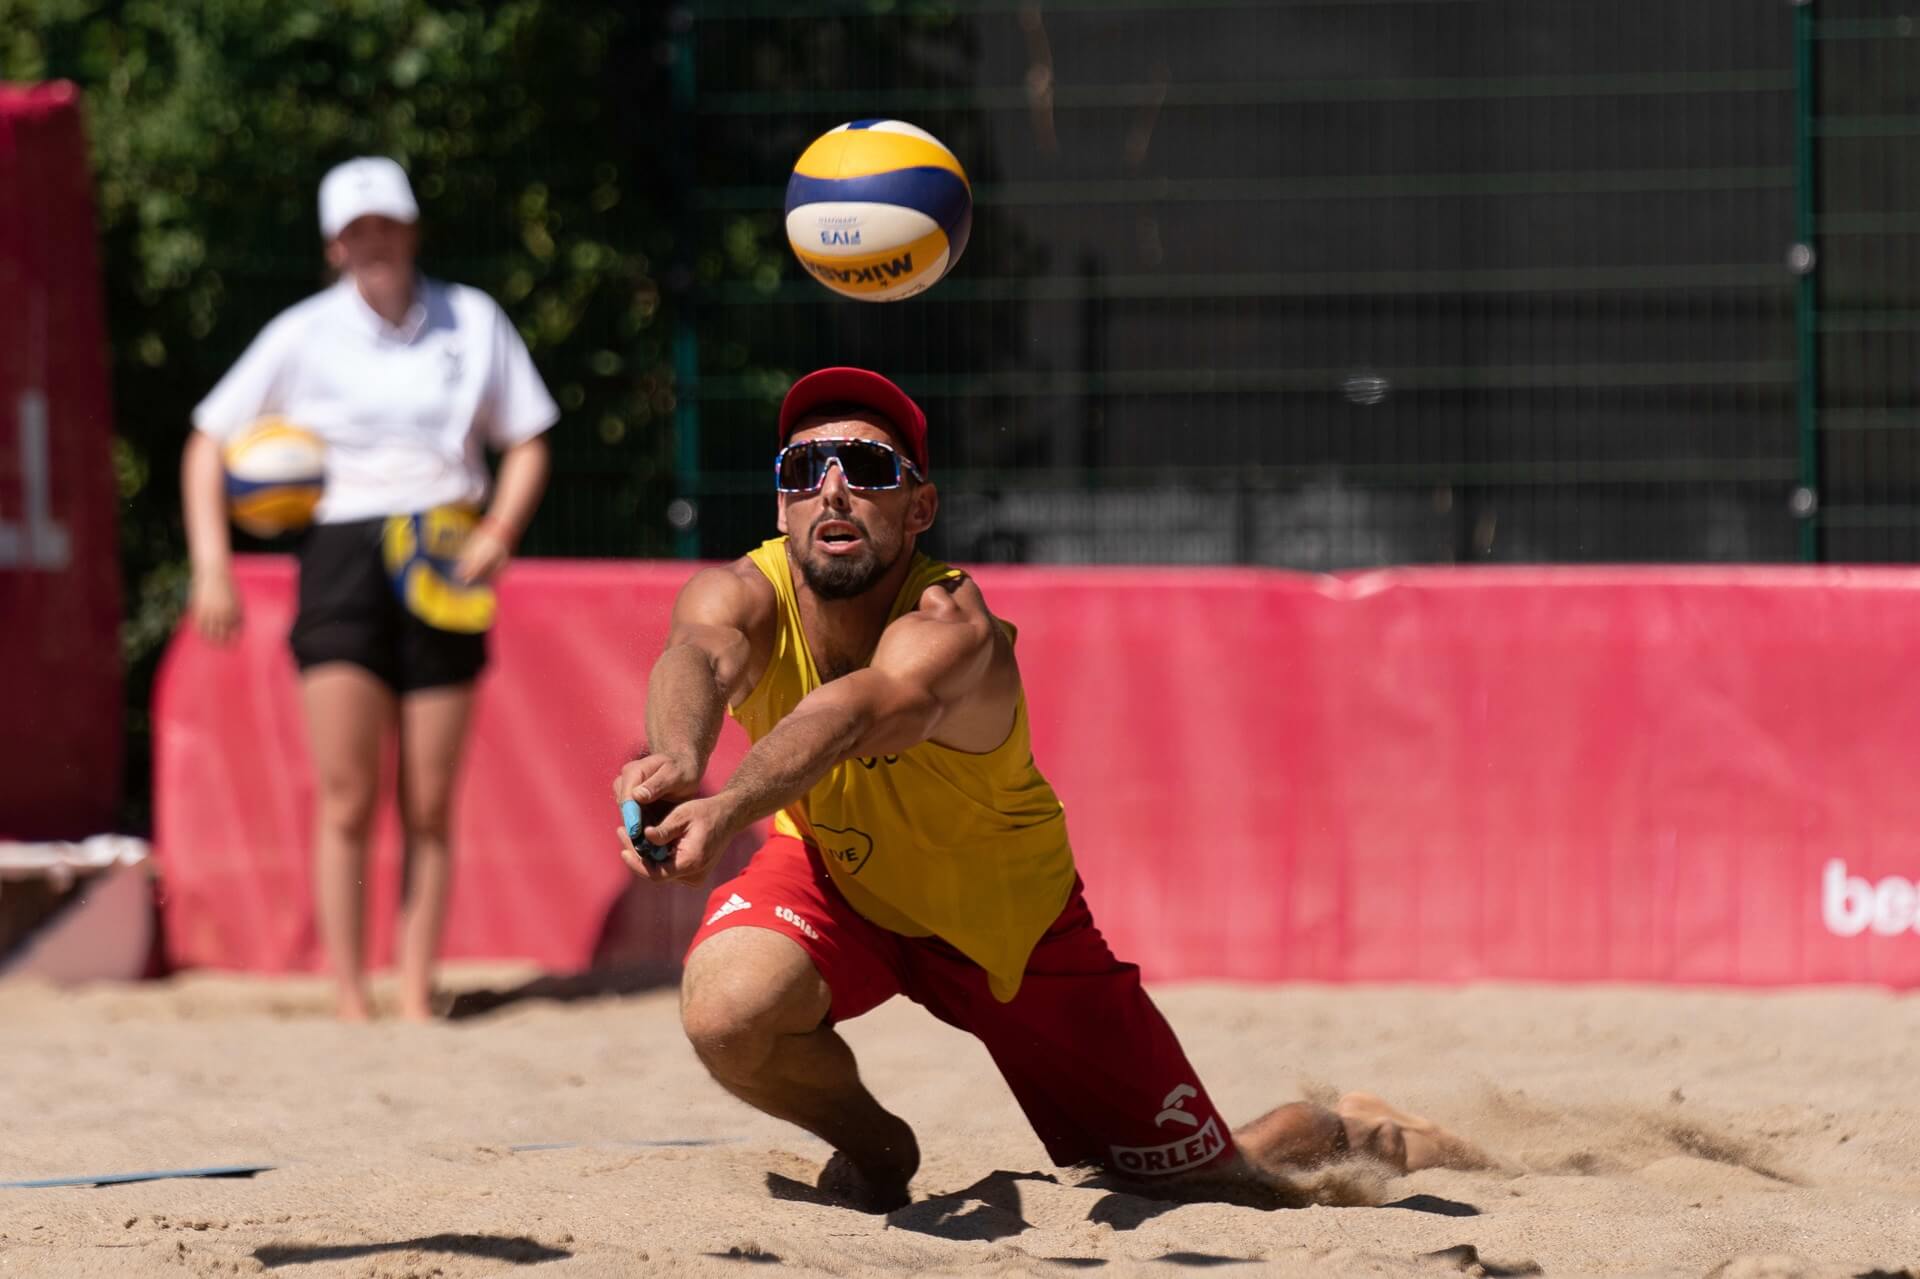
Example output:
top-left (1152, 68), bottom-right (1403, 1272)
top-left (0, 0), bottom-right (679, 830)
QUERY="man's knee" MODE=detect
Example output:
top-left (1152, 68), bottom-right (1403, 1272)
top-left (680, 986), bottom-right (783, 1081)
top-left (679, 926), bottom-right (830, 1083)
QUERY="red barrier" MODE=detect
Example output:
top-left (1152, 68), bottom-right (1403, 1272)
top-left (0, 83), bottom-right (122, 839)
top-left (152, 559), bottom-right (740, 974)
top-left (154, 559), bottom-right (1920, 987)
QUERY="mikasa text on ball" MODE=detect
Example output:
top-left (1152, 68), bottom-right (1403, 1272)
top-left (785, 120), bottom-right (972, 302)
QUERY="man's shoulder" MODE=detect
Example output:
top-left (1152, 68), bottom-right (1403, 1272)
top-left (903, 568), bottom-right (1019, 653)
top-left (716, 554), bottom-right (779, 592)
top-left (909, 561), bottom-right (985, 612)
top-left (901, 551), bottom-right (973, 602)
top-left (679, 557), bottom-right (778, 620)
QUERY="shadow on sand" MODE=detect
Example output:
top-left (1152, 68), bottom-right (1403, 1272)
top-left (444, 965), bottom-right (676, 1020)
top-left (255, 1233), bottom-right (569, 1268)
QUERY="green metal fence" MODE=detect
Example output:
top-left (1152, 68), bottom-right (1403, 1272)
top-left (671, 0), bottom-right (1830, 567)
top-left (1805, 0), bottom-right (1920, 561)
top-left (77, 1), bottom-right (1915, 570)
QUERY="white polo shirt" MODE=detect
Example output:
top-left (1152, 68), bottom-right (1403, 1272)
top-left (192, 276), bottom-right (559, 523)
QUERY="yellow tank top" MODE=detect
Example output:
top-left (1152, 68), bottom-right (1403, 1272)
top-left (732, 537), bottom-right (1078, 1001)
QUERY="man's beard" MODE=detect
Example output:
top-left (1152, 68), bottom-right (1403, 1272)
top-left (799, 530), bottom-right (897, 600)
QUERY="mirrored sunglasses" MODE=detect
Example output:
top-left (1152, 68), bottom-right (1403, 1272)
top-left (774, 437), bottom-right (922, 493)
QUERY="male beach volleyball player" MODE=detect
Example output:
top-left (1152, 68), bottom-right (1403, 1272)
top-left (612, 368), bottom-right (1488, 1210)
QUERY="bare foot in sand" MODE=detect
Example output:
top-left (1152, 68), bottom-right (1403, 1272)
top-left (816, 1144), bottom-right (916, 1214)
top-left (334, 988), bottom-right (374, 1023)
top-left (397, 992), bottom-right (440, 1023)
top-left (1335, 1091), bottom-right (1499, 1172)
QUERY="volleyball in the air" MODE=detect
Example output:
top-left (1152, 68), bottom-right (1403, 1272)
top-left (785, 120), bottom-right (972, 302)
top-left (223, 417), bottom-right (325, 537)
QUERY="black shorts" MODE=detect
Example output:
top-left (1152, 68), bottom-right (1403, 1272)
top-left (290, 519), bottom-right (487, 694)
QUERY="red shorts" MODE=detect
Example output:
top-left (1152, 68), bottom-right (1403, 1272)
top-left (687, 835), bottom-right (1238, 1179)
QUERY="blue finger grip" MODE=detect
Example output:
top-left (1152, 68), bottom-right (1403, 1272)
top-left (621, 798), bottom-right (676, 863)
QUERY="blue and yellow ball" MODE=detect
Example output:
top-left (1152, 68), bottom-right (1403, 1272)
top-left (785, 120), bottom-right (972, 302)
top-left (223, 417), bottom-right (325, 537)
top-left (381, 505), bottom-right (496, 634)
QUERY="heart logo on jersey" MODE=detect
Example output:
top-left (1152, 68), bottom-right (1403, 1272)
top-left (814, 825), bottom-right (875, 875)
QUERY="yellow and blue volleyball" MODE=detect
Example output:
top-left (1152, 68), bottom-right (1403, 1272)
top-left (381, 506), bottom-right (496, 633)
top-left (223, 416), bottom-right (325, 537)
top-left (785, 120), bottom-right (972, 302)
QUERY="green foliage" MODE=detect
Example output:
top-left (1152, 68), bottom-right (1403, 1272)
top-left (0, 0), bottom-right (678, 829)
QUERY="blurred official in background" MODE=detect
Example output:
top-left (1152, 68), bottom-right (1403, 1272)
top-left (180, 157), bottom-right (558, 1020)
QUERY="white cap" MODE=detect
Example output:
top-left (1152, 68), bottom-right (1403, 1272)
top-left (318, 156), bottom-right (420, 240)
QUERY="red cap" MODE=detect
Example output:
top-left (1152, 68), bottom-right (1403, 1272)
top-left (778, 367), bottom-right (930, 477)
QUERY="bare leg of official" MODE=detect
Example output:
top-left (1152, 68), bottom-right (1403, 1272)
top-left (301, 664), bottom-right (393, 1023)
top-left (394, 682), bottom-right (476, 1022)
top-left (681, 927), bottom-right (919, 1212)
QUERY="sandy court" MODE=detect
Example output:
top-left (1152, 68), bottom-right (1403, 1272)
top-left (2, 971), bottom-right (1916, 1277)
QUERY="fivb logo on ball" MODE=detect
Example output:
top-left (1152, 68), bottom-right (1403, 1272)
top-left (785, 119), bottom-right (973, 302)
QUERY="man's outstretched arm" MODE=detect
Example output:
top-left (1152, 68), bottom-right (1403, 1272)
top-left (614, 565), bottom-right (765, 809)
top-left (635, 580), bottom-right (998, 884)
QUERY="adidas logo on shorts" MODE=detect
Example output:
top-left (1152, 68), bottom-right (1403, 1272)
top-left (706, 893), bottom-right (751, 926)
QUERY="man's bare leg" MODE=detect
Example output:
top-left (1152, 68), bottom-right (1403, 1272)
top-left (1330, 1091), bottom-right (1497, 1173)
top-left (680, 926), bottom-right (918, 1212)
top-left (1140, 1103), bottom-right (1342, 1207)
top-left (1231, 1092), bottom-right (1496, 1176)
top-left (1153, 1091), bottom-right (1495, 1205)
